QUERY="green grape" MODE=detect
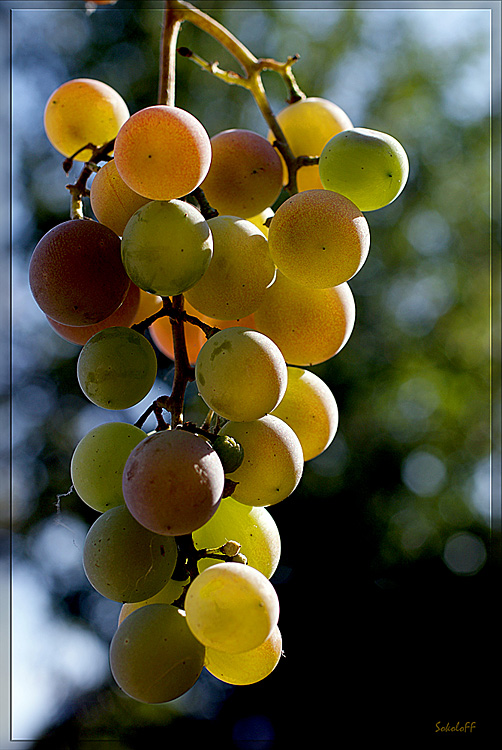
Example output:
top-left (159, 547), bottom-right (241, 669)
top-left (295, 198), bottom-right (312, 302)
top-left (29, 219), bottom-right (130, 327)
top-left (83, 505), bottom-right (177, 602)
top-left (200, 129), bottom-right (283, 218)
top-left (77, 326), bottom-right (157, 410)
top-left (195, 327), bottom-right (287, 422)
top-left (184, 562), bottom-right (280, 654)
top-left (44, 78), bottom-right (129, 162)
top-left (90, 159), bottom-right (150, 236)
top-left (118, 576), bottom-right (190, 626)
top-left (184, 215), bottom-right (276, 320)
top-left (219, 415), bottom-right (303, 507)
top-left (267, 96), bottom-right (353, 192)
top-left (121, 200), bottom-right (213, 297)
top-left (113, 105), bottom-right (212, 201)
top-left (211, 434), bottom-right (244, 474)
top-left (271, 366), bottom-right (339, 461)
top-left (319, 127), bottom-right (409, 211)
top-left (268, 189), bottom-right (370, 288)
top-left (253, 270), bottom-right (356, 366)
top-left (192, 496), bottom-right (281, 578)
top-left (122, 429), bottom-right (225, 536)
top-left (110, 604), bottom-right (205, 703)
top-left (70, 422), bottom-right (147, 512)
top-left (205, 625), bottom-right (282, 685)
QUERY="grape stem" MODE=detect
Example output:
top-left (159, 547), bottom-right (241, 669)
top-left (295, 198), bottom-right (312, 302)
top-left (166, 0), bottom-right (307, 194)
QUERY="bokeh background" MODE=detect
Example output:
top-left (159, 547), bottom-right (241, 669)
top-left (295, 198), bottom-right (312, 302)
top-left (2, 0), bottom-right (501, 747)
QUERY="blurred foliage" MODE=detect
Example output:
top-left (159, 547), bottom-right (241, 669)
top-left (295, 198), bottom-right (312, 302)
top-left (6, 0), bottom-right (500, 745)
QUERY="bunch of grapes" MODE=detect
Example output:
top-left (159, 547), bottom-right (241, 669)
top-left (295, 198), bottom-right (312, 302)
top-left (28, 3), bottom-right (408, 706)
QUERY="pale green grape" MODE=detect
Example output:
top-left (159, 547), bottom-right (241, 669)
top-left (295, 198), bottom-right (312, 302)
top-left (77, 326), bottom-right (157, 410)
top-left (122, 429), bottom-right (225, 536)
top-left (319, 127), bottom-right (409, 211)
top-left (184, 216), bottom-right (276, 320)
top-left (219, 415), bottom-right (303, 507)
top-left (271, 367), bottom-right (339, 461)
top-left (195, 327), bottom-right (287, 422)
top-left (253, 270), bottom-right (356, 366)
top-left (118, 576), bottom-right (189, 626)
top-left (267, 189), bottom-right (370, 289)
top-left (121, 199), bottom-right (213, 297)
top-left (184, 562), bottom-right (279, 654)
top-left (192, 497), bottom-right (281, 578)
top-left (71, 422), bottom-right (147, 512)
top-left (205, 625), bottom-right (282, 685)
top-left (110, 603), bottom-right (205, 703)
top-left (83, 505), bottom-right (177, 602)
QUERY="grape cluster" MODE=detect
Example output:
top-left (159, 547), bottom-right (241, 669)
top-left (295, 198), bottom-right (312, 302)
top-left (29, 24), bottom-right (408, 704)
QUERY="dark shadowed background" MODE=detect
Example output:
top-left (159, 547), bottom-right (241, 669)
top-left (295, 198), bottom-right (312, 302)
top-left (2, 1), bottom-right (501, 747)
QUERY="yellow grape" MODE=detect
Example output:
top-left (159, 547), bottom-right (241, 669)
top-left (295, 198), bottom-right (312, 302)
top-left (271, 366), bottom-right (339, 461)
top-left (122, 429), bottom-right (225, 536)
top-left (121, 199), bottom-right (213, 297)
top-left (200, 129), bottom-right (283, 218)
top-left (219, 415), bottom-right (303, 507)
top-left (195, 327), bottom-right (287, 422)
top-left (254, 270), bottom-right (355, 366)
top-left (110, 604), bottom-right (205, 703)
top-left (268, 189), bottom-right (370, 288)
top-left (113, 105), bottom-right (211, 200)
top-left (268, 96), bottom-right (353, 191)
top-left (185, 562), bottom-right (279, 654)
top-left (205, 625), bottom-right (282, 685)
top-left (192, 497), bottom-right (281, 578)
top-left (184, 216), bottom-right (276, 320)
top-left (44, 78), bottom-right (129, 162)
top-left (90, 159), bottom-right (150, 236)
